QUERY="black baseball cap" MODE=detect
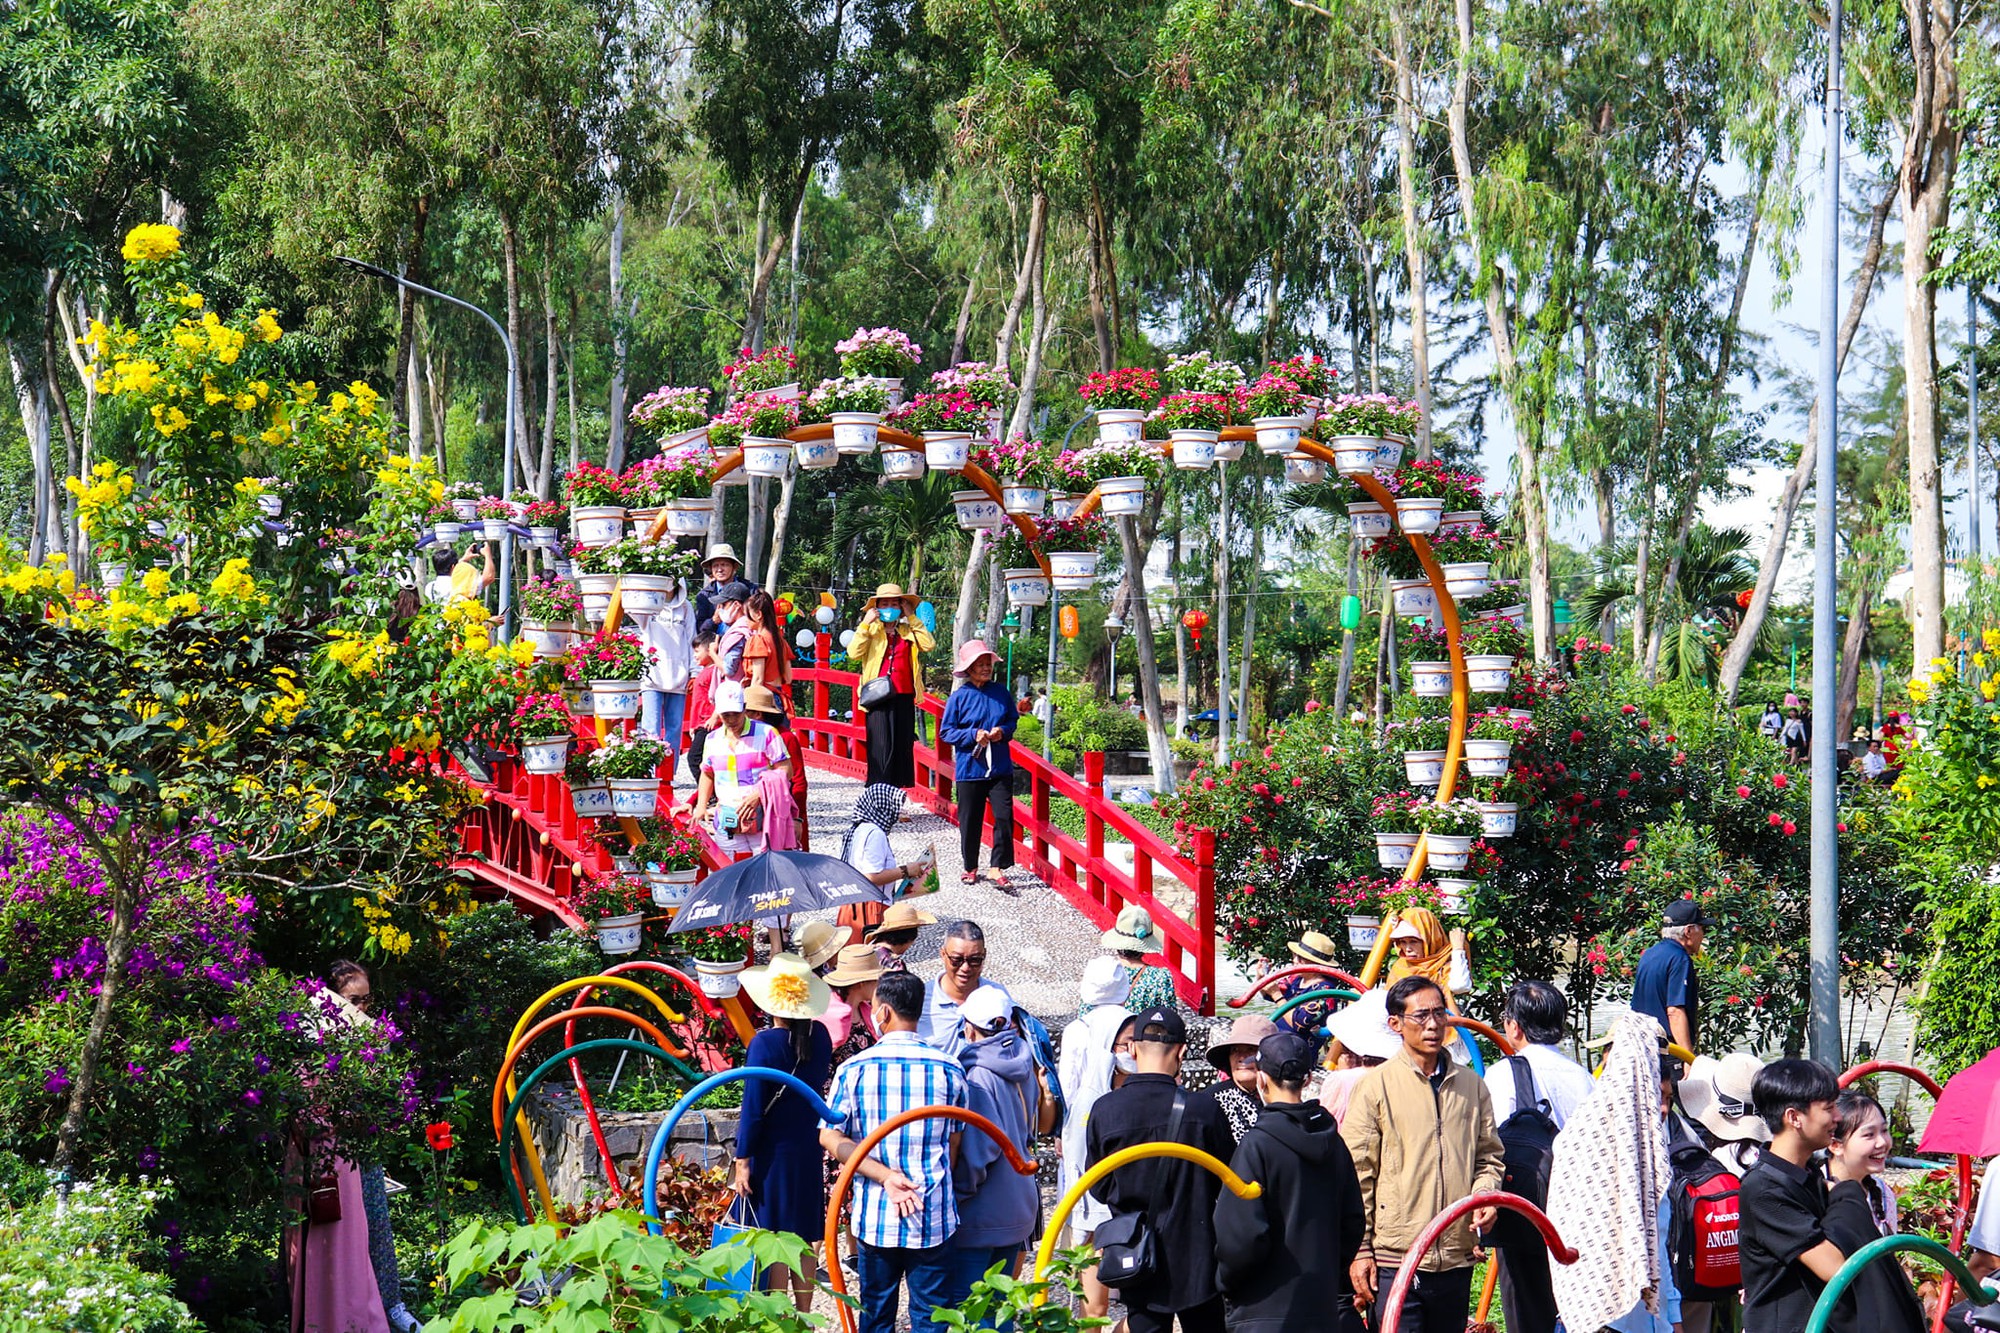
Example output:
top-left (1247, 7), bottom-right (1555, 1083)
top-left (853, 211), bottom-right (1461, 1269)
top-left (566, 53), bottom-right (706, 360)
top-left (715, 580), bottom-right (755, 606)
top-left (1130, 1006), bottom-right (1187, 1046)
top-left (1257, 1031), bottom-right (1314, 1083)
top-left (1663, 900), bottom-right (1714, 928)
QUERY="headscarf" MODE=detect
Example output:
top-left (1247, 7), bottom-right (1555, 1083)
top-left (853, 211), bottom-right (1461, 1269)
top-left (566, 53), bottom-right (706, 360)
top-left (1385, 907), bottom-right (1455, 990)
top-left (1058, 1004), bottom-right (1134, 1233)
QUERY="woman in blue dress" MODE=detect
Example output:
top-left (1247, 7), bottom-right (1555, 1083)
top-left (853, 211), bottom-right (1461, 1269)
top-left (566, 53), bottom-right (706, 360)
top-left (732, 952), bottom-right (834, 1311)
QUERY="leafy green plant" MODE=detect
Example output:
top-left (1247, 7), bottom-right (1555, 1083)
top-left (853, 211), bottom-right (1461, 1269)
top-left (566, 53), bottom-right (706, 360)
top-left (586, 734), bottom-right (671, 779)
top-left (0, 1177), bottom-right (197, 1331)
top-left (935, 1245), bottom-right (1109, 1333)
top-left (1243, 371), bottom-right (1308, 418)
top-left (722, 346), bottom-right (798, 395)
top-left (1153, 391), bottom-right (1231, 432)
top-left (1464, 617), bottom-right (1527, 658)
top-left (812, 377), bottom-right (892, 415)
top-left (1389, 715), bottom-right (1451, 752)
top-left (574, 870), bottom-right (650, 921)
top-left (1413, 798), bottom-right (1484, 837)
top-left (1160, 351), bottom-right (1245, 395)
top-left (679, 923), bottom-right (754, 964)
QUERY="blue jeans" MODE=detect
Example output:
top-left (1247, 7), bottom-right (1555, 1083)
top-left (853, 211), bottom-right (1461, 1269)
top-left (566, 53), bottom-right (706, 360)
top-left (859, 1240), bottom-right (958, 1333)
top-left (946, 1244), bottom-right (1022, 1328)
top-left (640, 689), bottom-right (687, 753)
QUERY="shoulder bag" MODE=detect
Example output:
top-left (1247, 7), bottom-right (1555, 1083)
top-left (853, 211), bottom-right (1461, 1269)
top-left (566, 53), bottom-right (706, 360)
top-left (1094, 1090), bottom-right (1185, 1288)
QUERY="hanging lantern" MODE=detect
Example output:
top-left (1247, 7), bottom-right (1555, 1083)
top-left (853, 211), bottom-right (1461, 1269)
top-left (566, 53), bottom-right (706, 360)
top-left (1340, 595), bottom-right (1363, 631)
top-left (774, 594), bottom-right (794, 621)
top-left (1182, 607), bottom-right (1210, 652)
top-left (1059, 605), bottom-right (1081, 639)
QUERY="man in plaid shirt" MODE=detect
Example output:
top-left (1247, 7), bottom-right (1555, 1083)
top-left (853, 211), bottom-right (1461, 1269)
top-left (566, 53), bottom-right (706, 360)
top-left (822, 970), bottom-right (968, 1333)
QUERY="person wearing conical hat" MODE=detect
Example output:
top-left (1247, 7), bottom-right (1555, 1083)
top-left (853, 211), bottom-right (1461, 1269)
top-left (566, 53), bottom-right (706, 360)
top-left (848, 582), bottom-right (933, 788)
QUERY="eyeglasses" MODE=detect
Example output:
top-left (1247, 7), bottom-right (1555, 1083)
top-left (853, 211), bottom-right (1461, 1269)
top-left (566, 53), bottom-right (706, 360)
top-left (1396, 1007), bottom-right (1450, 1029)
top-left (348, 991), bottom-right (374, 1009)
top-left (943, 953), bottom-right (987, 970)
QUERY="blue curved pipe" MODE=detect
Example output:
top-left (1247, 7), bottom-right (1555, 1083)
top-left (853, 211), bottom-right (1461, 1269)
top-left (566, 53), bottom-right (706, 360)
top-left (640, 1068), bottom-right (845, 1235)
top-left (1059, 408), bottom-right (1101, 452)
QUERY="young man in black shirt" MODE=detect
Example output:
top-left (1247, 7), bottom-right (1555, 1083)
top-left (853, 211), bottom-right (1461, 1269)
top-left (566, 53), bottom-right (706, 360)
top-left (1740, 1059), bottom-right (1844, 1333)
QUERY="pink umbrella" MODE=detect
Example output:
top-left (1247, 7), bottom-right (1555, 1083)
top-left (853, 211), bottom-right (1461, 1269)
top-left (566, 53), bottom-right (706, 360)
top-left (1918, 1048), bottom-right (2000, 1157)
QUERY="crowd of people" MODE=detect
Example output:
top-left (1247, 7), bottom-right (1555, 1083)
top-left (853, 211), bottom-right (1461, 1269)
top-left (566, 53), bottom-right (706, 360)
top-left (1754, 695), bottom-right (1909, 782)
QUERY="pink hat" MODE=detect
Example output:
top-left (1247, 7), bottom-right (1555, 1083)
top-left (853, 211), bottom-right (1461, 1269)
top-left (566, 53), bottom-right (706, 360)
top-left (954, 639), bottom-right (998, 675)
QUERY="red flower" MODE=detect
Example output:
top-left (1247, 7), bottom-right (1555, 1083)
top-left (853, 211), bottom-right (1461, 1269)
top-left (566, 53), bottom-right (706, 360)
top-left (1616, 788), bottom-right (1630, 799)
top-left (426, 1122), bottom-right (455, 1152)
top-left (1292, 776), bottom-right (1305, 787)
top-left (1837, 822), bottom-right (1848, 833)
top-left (1621, 703), bottom-right (1637, 714)
top-left (1782, 821), bottom-right (1797, 836)
top-left (1569, 730), bottom-right (1585, 744)
top-left (1252, 783), bottom-right (1270, 796)
top-left (1623, 839), bottom-right (1640, 852)
top-left (1768, 812), bottom-right (1781, 826)
top-left (1628, 771), bottom-right (1642, 782)
top-left (1304, 699), bottom-right (1321, 712)
top-left (1772, 773), bottom-right (1788, 788)
top-left (1736, 785), bottom-right (1751, 799)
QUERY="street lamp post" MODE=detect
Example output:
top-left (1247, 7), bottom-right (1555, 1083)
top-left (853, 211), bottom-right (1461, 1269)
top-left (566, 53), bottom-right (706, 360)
top-left (334, 256), bottom-right (522, 636)
top-left (1104, 612), bottom-right (1125, 700)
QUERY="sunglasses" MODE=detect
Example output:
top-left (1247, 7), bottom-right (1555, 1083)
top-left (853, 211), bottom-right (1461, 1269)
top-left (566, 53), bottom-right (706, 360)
top-left (943, 953), bottom-right (987, 970)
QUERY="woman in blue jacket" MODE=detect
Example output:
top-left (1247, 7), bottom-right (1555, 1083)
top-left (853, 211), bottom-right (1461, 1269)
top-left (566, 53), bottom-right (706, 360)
top-left (940, 639), bottom-right (1016, 886)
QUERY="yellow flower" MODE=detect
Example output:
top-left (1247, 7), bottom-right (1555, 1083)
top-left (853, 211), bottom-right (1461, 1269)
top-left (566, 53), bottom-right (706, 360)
top-left (208, 557), bottom-right (266, 605)
top-left (350, 382), bottom-right (382, 415)
top-left (1908, 679), bottom-right (1931, 703)
top-left (1986, 629), bottom-right (2000, 652)
top-left (251, 311), bottom-right (282, 343)
top-left (121, 223), bottom-right (182, 262)
top-left (200, 313), bottom-right (246, 365)
top-left (1981, 775), bottom-right (1997, 789)
top-left (1982, 679), bottom-right (1996, 701)
top-left (141, 568), bottom-right (171, 598)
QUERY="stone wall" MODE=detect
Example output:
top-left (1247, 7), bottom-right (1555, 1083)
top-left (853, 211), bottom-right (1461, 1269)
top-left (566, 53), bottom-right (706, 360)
top-left (525, 1085), bottom-right (741, 1206)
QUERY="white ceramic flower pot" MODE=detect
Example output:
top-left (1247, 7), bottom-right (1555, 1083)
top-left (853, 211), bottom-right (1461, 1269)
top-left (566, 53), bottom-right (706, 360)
top-left (882, 448), bottom-right (927, 481)
top-left (257, 494), bottom-right (284, 518)
top-left (596, 913), bottom-right (644, 956)
top-left (1439, 510), bottom-right (1484, 536)
top-left (570, 783), bottom-right (613, 818)
top-left (1464, 737), bottom-right (1514, 778)
top-left (1048, 550), bottom-right (1100, 591)
top-left (1404, 748), bottom-right (1447, 786)
top-left (665, 498), bottom-right (715, 536)
top-left (1484, 604), bottom-right (1528, 629)
top-left (1375, 831), bottom-right (1420, 870)
top-left (1002, 484), bottom-right (1047, 516)
top-left (743, 437), bottom-right (793, 479)
top-left (618, 573), bottom-right (678, 619)
top-left (1283, 453), bottom-right (1326, 484)
top-left (694, 956), bottom-right (747, 998)
top-left (99, 561), bottom-right (127, 590)
top-left (1170, 429), bottom-right (1219, 470)
top-left (1436, 879), bottom-right (1474, 914)
top-left (572, 506), bottom-right (626, 547)
top-left (647, 867), bottom-right (698, 909)
top-left (1213, 432), bottom-right (1245, 462)
top-left (858, 376), bottom-right (905, 408)
top-left (530, 525), bottom-right (559, 548)
top-left (1333, 443), bottom-right (1377, 476)
top-left (606, 777), bottom-right (660, 817)
top-left (576, 573), bottom-right (618, 624)
top-left (1410, 661), bottom-right (1453, 698)
top-left (1396, 498), bottom-right (1445, 534)
top-left (589, 678), bottom-right (644, 720)
top-left (1506, 708), bottom-right (1534, 722)
top-left (433, 521), bottom-right (464, 545)
top-left (521, 620), bottom-right (576, 660)
top-left (1004, 568), bottom-right (1051, 607)
top-left (1346, 915), bottom-right (1382, 951)
top-left (795, 436), bottom-right (840, 470)
top-left (662, 425), bottom-right (709, 452)
top-left (1466, 654), bottom-right (1516, 694)
top-left (1254, 415), bottom-right (1306, 456)
top-left (831, 412), bottom-right (882, 455)
top-left (628, 507), bottom-right (664, 542)
top-left (1348, 502), bottom-right (1393, 538)
top-left (952, 490), bottom-right (1004, 531)
top-left (1390, 579), bottom-right (1440, 620)
top-left (1097, 475), bottom-right (1147, 516)
top-left (1372, 435), bottom-right (1407, 473)
top-left (521, 736), bottom-right (571, 775)
top-left (451, 497), bottom-right (481, 523)
top-left (1049, 492), bottom-right (1081, 520)
top-left (1444, 561), bottom-right (1492, 601)
top-left (985, 407), bottom-right (1005, 442)
top-left (1095, 408), bottom-right (1146, 445)
top-left (1424, 833), bottom-right (1473, 871)
top-left (1478, 802), bottom-right (1519, 838)
top-left (923, 431), bottom-right (973, 471)
top-left (481, 518), bottom-right (509, 542)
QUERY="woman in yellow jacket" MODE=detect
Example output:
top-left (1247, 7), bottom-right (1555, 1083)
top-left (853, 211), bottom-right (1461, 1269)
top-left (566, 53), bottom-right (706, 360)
top-left (848, 582), bottom-right (934, 788)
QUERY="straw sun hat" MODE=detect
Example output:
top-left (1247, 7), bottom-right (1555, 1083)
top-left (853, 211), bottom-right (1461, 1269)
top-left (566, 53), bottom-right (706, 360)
top-left (739, 953), bottom-right (830, 1021)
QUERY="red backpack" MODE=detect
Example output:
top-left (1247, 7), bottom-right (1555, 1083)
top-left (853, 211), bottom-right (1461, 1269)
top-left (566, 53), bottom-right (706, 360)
top-left (1668, 1123), bottom-right (1743, 1300)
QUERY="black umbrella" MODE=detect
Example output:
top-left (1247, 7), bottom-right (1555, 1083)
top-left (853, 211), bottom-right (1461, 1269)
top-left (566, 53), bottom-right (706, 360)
top-left (667, 850), bottom-right (887, 933)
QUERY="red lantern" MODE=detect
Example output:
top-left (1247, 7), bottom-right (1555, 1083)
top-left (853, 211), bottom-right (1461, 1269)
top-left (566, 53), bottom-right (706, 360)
top-left (1182, 608), bottom-right (1210, 651)
top-left (774, 594), bottom-right (794, 621)
top-left (1059, 606), bottom-right (1081, 639)
top-left (1735, 589), bottom-right (1753, 610)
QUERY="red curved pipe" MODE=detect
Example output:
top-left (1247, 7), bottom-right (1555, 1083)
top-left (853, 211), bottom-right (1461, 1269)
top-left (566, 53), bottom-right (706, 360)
top-left (491, 1006), bottom-right (675, 1205)
top-left (1229, 963), bottom-right (1367, 1006)
top-left (823, 1106), bottom-right (1039, 1333)
top-left (1378, 1192), bottom-right (1577, 1333)
top-left (1840, 1060), bottom-right (1968, 1333)
top-left (579, 960), bottom-right (723, 1020)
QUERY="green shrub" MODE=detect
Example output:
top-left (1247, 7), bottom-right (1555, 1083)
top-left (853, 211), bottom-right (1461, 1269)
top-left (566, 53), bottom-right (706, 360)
top-left (0, 1177), bottom-right (197, 1331)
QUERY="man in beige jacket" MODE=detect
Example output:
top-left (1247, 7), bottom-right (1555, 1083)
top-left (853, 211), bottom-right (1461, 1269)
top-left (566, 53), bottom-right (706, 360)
top-left (1341, 975), bottom-right (1507, 1333)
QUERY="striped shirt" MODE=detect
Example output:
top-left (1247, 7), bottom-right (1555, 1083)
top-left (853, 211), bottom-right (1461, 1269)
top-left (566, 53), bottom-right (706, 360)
top-left (821, 1031), bottom-right (968, 1249)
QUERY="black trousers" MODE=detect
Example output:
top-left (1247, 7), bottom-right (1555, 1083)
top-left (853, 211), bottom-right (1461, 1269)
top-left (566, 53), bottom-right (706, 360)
top-left (1498, 1243), bottom-right (1560, 1333)
top-left (1368, 1265), bottom-right (1474, 1333)
top-left (1126, 1295), bottom-right (1226, 1333)
top-left (865, 693), bottom-right (917, 788)
top-left (956, 774), bottom-right (1015, 871)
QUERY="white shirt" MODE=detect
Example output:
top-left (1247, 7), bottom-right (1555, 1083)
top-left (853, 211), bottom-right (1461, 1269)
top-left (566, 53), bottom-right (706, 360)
top-left (1862, 750), bottom-right (1886, 778)
top-left (1484, 1042), bottom-right (1599, 1129)
top-left (844, 823), bottom-right (898, 879)
top-left (1971, 1161), bottom-right (2000, 1255)
top-left (642, 593), bottom-right (695, 693)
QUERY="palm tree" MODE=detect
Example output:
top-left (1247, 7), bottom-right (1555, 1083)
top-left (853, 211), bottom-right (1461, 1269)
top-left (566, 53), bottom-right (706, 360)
top-left (1575, 525), bottom-right (1772, 684)
top-left (829, 470), bottom-right (966, 597)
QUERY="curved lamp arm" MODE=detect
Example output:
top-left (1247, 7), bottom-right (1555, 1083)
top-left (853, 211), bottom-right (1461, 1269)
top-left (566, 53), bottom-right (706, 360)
top-left (1379, 1193), bottom-right (1578, 1333)
top-left (641, 1069), bottom-right (846, 1236)
top-left (1228, 963), bottom-right (1368, 1005)
top-left (1805, 1236), bottom-right (1997, 1333)
top-left (497, 1038), bottom-right (677, 1223)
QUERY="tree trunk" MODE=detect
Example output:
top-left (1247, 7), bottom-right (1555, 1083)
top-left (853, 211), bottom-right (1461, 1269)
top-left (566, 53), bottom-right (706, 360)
top-left (54, 288), bottom-right (94, 564)
top-left (764, 469), bottom-right (798, 589)
top-left (1332, 536), bottom-right (1363, 717)
top-left (605, 188), bottom-right (632, 472)
top-left (44, 289), bottom-right (78, 561)
top-left (745, 477), bottom-right (770, 579)
top-left (1172, 489), bottom-right (1189, 738)
top-left (994, 192), bottom-right (1048, 377)
top-left (1007, 232), bottom-right (1051, 440)
top-left (949, 258), bottom-right (981, 368)
top-left (1087, 179), bottom-right (1115, 372)
top-left (1390, 0), bottom-right (1433, 459)
top-left (1717, 178), bottom-right (1895, 704)
top-left (9, 326), bottom-right (53, 564)
top-left (1836, 575), bottom-right (1875, 744)
top-left (1116, 513), bottom-right (1176, 794)
top-left (390, 196), bottom-right (429, 429)
top-left (425, 344), bottom-right (450, 478)
top-left (1632, 326), bottom-right (1669, 661)
top-left (407, 335), bottom-right (424, 464)
top-left (745, 171), bottom-right (811, 354)
top-left (498, 212), bottom-right (536, 495)
top-left (1235, 486), bottom-right (1266, 744)
top-left (537, 237), bottom-right (559, 498)
top-left (1902, 37), bottom-right (1960, 668)
top-left (952, 527), bottom-right (990, 655)
top-left (50, 830), bottom-right (139, 1178)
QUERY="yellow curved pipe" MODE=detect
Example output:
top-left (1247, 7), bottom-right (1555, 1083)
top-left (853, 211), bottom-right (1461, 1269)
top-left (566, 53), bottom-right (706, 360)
top-left (1591, 1041), bottom-right (1698, 1078)
top-left (1031, 1142), bottom-right (1261, 1305)
top-left (499, 976), bottom-right (687, 1220)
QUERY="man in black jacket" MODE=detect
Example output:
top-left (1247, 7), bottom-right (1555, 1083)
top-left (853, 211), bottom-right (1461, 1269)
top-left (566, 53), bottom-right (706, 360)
top-left (1215, 1032), bottom-right (1367, 1333)
top-left (1083, 1006), bottom-right (1233, 1333)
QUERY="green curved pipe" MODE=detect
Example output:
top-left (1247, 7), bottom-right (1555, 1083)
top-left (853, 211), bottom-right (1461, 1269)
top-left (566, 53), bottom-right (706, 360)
top-left (498, 1037), bottom-right (688, 1222)
top-left (1269, 987), bottom-right (1361, 1020)
top-left (1805, 1235), bottom-right (1997, 1333)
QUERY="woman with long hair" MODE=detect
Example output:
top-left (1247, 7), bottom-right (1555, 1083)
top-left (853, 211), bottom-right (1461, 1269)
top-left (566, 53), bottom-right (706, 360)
top-left (733, 954), bottom-right (834, 1312)
top-left (1822, 1090), bottom-right (1924, 1333)
top-left (740, 589), bottom-right (792, 700)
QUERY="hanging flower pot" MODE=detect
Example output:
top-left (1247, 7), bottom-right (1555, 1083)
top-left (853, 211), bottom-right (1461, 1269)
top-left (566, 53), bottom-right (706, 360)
top-left (985, 406), bottom-right (1005, 442)
top-left (1435, 878), bottom-right (1474, 914)
top-left (1283, 453), bottom-right (1326, 485)
top-left (857, 375), bottom-right (905, 408)
top-left (521, 735), bottom-right (572, 775)
top-left (1506, 707), bottom-right (1535, 723)
top-left (665, 498), bottom-right (715, 536)
top-left (952, 490), bottom-right (1004, 531)
top-left (1463, 737), bottom-right (1514, 778)
top-left (571, 506), bottom-right (626, 547)
top-left (1348, 502), bottom-right (1393, 538)
top-left (521, 620), bottom-right (577, 659)
top-left (1213, 432), bottom-right (1246, 462)
top-left (1410, 661), bottom-right (1453, 698)
top-left (1047, 550), bottom-right (1101, 591)
top-left (481, 517), bottom-right (510, 542)
top-left (576, 573), bottom-right (619, 624)
top-left (1371, 436), bottom-right (1407, 473)
top-left (882, 447), bottom-right (927, 481)
top-left (647, 867), bottom-right (698, 909)
top-left (530, 525), bottom-right (560, 548)
top-left (1477, 801), bottom-right (1519, 838)
top-left (1095, 408), bottom-right (1147, 445)
top-left (1424, 833), bottom-right (1474, 871)
top-left (1395, 497), bottom-right (1444, 534)
top-left (795, 436), bottom-right (840, 470)
top-left (596, 913), bottom-right (645, 956)
top-left (570, 782), bottom-right (613, 818)
top-left (694, 955), bottom-right (748, 998)
top-left (618, 573), bottom-right (678, 620)
top-left (450, 497), bottom-right (481, 523)
top-left (1465, 654), bottom-right (1516, 694)
top-left (1374, 831), bottom-right (1420, 870)
top-left (1439, 510), bottom-right (1485, 536)
top-left (742, 437), bottom-right (793, 479)
top-left (923, 431), bottom-right (973, 471)
top-left (257, 493), bottom-right (284, 519)
top-left (1390, 578), bottom-right (1440, 620)
top-left (1253, 415), bottom-right (1307, 456)
top-left (1444, 561), bottom-right (1492, 601)
top-left (1403, 748), bottom-right (1448, 786)
top-left (1170, 429), bottom-right (1219, 470)
top-left (1097, 476), bottom-right (1148, 516)
top-left (831, 411), bottom-right (882, 454)
top-left (626, 507), bottom-right (663, 542)
top-left (588, 678), bottom-right (644, 720)
top-left (1004, 567), bottom-right (1051, 607)
top-left (1332, 441), bottom-right (1378, 475)
top-left (99, 561), bottom-right (128, 590)
top-left (1002, 483), bottom-right (1047, 516)
top-left (606, 777), bottom-right (660, 818)
top-left (1048, 491), bottom-right (1080, 520)
top-left (1345, 914), bottom-right (1382, 951)
top-left (433, 520), bottom-right (465, 545)
top-left (1484, 604), bottom-right (1528, 629)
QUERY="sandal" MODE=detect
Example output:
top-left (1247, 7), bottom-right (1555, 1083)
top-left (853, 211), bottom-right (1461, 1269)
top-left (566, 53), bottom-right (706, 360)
top-left (986, 869), bottom-right (1009, 886)
top-left (960, 870), bottom-right (979, 885)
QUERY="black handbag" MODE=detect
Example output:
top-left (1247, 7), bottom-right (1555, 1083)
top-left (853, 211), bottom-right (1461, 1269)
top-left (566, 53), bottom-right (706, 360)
top-left (858, 674), bottom-right (897, 709)
top-left (1094, 1091), bottom-right (1184, 1288)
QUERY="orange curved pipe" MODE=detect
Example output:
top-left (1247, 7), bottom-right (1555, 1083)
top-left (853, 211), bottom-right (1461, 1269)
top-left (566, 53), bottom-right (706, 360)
top-left (823, 1106), bottom-right (1039, 1333)
top-left (1450, 1015), bottom-right (1517, 1058)
top-left (1229, 963), bottom-right (1368, 1006)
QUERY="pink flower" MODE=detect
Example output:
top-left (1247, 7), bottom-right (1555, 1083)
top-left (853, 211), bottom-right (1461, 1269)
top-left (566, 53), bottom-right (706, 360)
top-left (1772, 773), bottom-right (1788, 789)
top-left (1736, 785), bottom-right (1751, 799)
top-left (1767, 812), bottom-right (1782, 827)
top-left (1782, 820), bottom-right (1797, 835)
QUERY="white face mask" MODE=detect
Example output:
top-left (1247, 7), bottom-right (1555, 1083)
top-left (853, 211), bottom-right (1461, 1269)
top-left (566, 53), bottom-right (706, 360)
top-left (1114, 1053), bottom-right (1139, 1074)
